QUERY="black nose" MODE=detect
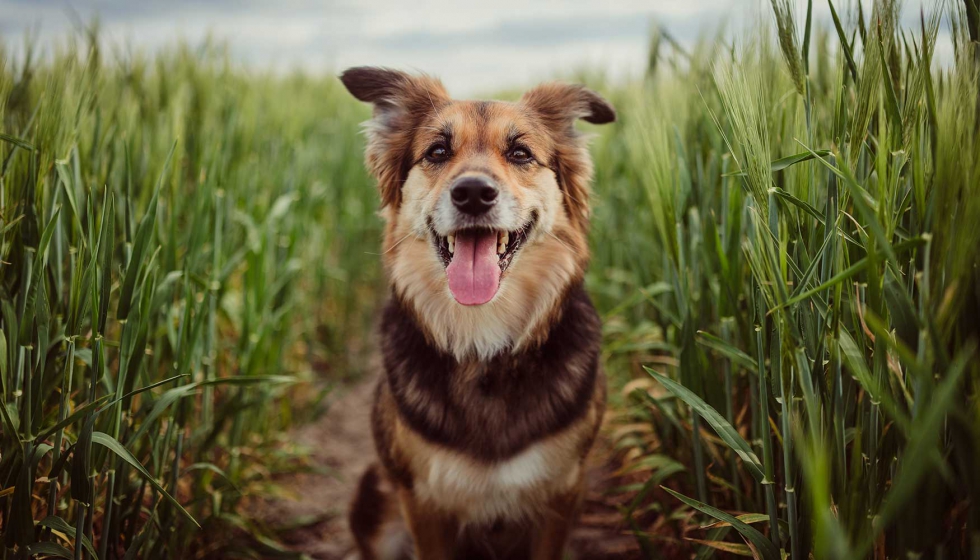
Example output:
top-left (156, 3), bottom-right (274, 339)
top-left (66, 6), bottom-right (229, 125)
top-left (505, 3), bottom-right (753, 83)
top-left (451, 176), bottom-right (498, 216)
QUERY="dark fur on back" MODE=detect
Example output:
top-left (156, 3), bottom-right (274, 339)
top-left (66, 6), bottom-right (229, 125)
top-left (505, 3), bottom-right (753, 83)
top-left (377, 283), bottom-right (601, 467)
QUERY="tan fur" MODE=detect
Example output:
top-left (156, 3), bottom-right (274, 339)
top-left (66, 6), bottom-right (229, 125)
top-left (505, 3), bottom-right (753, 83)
top-left (382, 103), bottom-right (590, 360)
top-left (340, 67), bottom-right (614, 560)
top-left (386, 169), bottom-right (585, 360)
top-left (394, 389), bottom-right (600, 524)
top-left (369, 377), bottom-right (605, 559)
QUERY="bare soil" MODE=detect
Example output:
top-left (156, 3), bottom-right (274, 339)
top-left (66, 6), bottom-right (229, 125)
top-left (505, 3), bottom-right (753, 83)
top-left (244, 376), bottom-right (642, 559)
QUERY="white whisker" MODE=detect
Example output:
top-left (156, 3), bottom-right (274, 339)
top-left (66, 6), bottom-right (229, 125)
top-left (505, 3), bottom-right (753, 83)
top-left (365, 231), bottom-right (417, 255)
top-left (545, 230), bottom-right (574, 253)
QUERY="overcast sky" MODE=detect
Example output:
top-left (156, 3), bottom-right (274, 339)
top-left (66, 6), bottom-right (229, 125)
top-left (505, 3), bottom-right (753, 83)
top-left (0, 0), bottom-right (952, 96)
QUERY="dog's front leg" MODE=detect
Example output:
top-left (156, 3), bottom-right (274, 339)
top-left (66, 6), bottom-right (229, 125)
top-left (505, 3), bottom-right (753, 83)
top-left (398, 488), bottom-right (458, 559)
top-left (530, 482), bottom-right (585, 560)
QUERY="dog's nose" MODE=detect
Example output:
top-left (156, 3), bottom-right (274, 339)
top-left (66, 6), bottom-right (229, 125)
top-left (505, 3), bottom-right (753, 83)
top-left (451, 176), bottom-right (498, 216)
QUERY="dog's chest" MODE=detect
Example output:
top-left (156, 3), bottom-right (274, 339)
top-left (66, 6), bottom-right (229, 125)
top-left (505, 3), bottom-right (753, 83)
top-left (381, 287), bottom-right (602, 462)
top-left (409, 428), bottom-right (583, 523)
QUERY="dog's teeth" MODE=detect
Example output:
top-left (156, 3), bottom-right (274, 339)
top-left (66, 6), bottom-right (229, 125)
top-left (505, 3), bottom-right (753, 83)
top-left (497, 231), bottom-right (509, 254)
top-left (447, 234), bottom-right (455, 254)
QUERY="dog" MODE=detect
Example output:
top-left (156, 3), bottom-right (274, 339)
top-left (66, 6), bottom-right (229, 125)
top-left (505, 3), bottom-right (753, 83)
top-left (340, 66), bottom-right (615, 560)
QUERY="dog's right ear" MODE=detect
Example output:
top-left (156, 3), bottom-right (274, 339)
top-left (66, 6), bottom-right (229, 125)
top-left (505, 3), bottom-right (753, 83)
top-left (340, 67), bottom-right (450, 208)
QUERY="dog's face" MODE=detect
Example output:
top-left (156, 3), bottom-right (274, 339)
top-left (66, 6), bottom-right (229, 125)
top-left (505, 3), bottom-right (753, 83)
top-left (341, 67), bottom-right (614, 358)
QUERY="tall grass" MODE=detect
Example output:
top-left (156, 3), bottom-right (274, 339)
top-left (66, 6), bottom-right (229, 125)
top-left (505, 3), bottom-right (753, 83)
top-left (597, 0), bottom-right (980, 557)
top-left (0, 36), bottom-right (381, 557)
top-left (3, 1), bottom-right (979, 557)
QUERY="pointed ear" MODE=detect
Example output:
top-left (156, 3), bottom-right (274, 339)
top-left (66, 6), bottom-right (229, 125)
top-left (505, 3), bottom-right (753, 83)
top-left (520, 83), bottom-right (616, 127)
top-left (340, 67), bottom-right (450, 208)
top-left (341, 67), bottom-right (448, 109)
top-left (520, 83), bottom-right (615, 228)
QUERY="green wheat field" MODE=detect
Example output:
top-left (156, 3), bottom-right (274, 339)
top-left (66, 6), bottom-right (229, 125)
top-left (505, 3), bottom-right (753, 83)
top-left (1, 0), bottom-right (979, 558)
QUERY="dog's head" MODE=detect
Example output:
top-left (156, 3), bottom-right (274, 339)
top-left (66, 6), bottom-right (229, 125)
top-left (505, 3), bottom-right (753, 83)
top-left (341, 67), bottom-right (614, 358)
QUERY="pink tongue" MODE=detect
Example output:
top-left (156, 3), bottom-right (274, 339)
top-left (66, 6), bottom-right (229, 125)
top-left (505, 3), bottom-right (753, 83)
top-left (446, 230), bottom-right (501, 305)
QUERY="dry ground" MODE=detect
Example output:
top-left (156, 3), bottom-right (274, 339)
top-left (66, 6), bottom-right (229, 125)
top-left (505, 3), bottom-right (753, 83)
top-left (244, 375), bottom-right (643, 559)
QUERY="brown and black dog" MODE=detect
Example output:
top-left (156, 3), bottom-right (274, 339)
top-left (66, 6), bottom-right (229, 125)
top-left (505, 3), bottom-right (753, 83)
top-left (340, 67), bottom-right (615, 560)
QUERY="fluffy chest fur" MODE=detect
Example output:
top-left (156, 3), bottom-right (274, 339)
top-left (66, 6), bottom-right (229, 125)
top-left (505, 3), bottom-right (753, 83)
top-left (397, 418), bottom-right (592, 523)
top-left (378, 284), bottom-right (602, 463)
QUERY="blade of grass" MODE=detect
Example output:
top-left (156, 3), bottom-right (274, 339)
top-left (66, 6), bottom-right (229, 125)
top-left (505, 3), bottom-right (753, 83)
top-left (662, 487), bottom-right (781, 560)
top-left (646, 368), bottom-right (766, 483)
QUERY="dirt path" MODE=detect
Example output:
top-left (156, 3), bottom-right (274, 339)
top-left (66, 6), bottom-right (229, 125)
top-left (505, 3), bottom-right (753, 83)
top-left (245, 376), bottom-right (641, 559)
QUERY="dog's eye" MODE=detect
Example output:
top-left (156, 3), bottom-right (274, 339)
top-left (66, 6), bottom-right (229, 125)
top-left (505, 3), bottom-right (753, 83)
top-left (507, 146), bottom-right (534, 164)
top-left (425, 143), bottom-right (450, 163)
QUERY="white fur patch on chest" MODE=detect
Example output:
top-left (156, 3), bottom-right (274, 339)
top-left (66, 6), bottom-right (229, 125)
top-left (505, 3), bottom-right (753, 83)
top-left (410, 434), bottom-right (582, 524)
top-left (427, 444), bottom-right (551, 493)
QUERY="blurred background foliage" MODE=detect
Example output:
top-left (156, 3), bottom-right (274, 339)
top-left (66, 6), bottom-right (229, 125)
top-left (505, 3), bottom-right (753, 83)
top-left (1, 0), bottom-right (979, 558)
top-left (0, 35), bottom-right (384, 558)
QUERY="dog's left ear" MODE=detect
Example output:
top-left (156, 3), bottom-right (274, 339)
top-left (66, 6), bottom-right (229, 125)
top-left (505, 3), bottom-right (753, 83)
top-left (520, 83), bottom-right (615, 228)
top-left (520, 83), bottom-right (616, 128)
top-left (340, 67), bottom-right (450, 208)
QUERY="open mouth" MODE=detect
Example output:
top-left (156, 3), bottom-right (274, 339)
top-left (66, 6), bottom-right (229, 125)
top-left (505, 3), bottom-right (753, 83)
top-left (429, 214), bottom-right (537, 306)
